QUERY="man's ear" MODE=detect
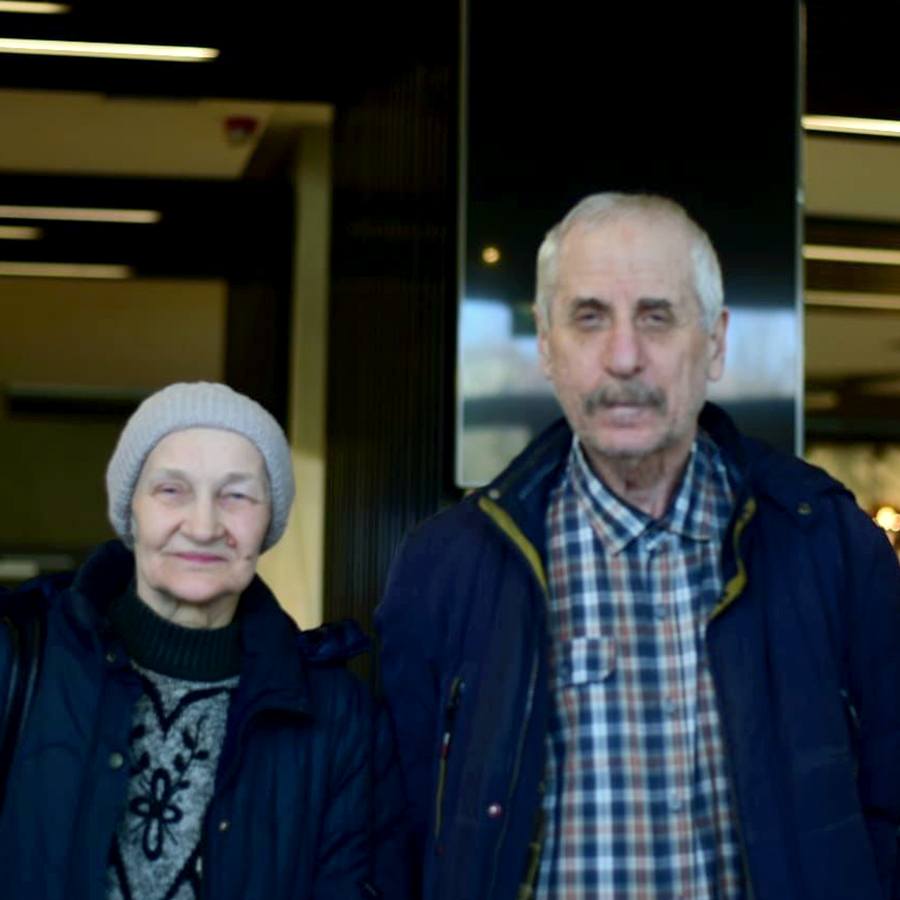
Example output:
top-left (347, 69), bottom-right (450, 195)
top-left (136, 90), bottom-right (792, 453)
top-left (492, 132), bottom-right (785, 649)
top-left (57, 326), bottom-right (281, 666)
top-left (534, 303), bottom-right (552, 378)
top-left (706, 307), bottom-right (729, 383)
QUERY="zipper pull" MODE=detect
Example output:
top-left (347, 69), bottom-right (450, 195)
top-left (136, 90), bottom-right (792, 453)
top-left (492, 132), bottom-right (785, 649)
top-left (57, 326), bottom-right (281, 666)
top-left (440, 677), bottom-right (464, 759)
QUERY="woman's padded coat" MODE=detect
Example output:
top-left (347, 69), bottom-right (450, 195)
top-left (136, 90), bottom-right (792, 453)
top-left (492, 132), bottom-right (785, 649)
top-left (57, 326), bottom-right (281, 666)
top-left (0, 540), bottom-right (410, 900)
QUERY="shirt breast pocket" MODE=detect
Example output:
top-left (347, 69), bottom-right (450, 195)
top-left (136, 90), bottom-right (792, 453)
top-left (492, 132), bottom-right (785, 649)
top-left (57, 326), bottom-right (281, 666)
top-left (555, 634), bottom-right (616, 688)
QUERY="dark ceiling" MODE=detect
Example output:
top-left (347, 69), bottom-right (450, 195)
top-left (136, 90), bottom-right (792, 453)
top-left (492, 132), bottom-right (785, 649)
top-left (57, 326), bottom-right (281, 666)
top-left (0, 3), bottom-right (886, 122)
top-left (0, 4), bottom-right (894, 283)
top-left (806, 3), bottom-right (900, 119)
top-left (0, 0), bottom-right (415, 104)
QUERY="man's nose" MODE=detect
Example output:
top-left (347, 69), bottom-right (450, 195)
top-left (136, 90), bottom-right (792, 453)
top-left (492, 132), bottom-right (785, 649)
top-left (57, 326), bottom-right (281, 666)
top-left (183, 497), bottom-right (223, 542)
top-left (603, 319), bottom-right (644, 377)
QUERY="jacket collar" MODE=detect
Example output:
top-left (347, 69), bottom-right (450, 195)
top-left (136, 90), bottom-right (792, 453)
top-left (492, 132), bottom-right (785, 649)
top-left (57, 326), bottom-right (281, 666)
top-left (697, 402), bottom-right (851, 527)
top-left (479, 417), bottom-right (572, 564)
top-left (480, 402), bottom-right (851, 551)
top-left (66, 540), bottom-right (313, 719)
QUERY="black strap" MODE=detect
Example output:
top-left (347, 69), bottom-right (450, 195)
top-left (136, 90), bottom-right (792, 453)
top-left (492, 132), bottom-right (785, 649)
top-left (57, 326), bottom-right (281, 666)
top-left (0, 590), bottom-right (47, 810)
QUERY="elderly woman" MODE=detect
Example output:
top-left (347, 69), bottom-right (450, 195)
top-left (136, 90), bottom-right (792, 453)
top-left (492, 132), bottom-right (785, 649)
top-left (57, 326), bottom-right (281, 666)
top-left (0, 382), bottom-right (406, 899)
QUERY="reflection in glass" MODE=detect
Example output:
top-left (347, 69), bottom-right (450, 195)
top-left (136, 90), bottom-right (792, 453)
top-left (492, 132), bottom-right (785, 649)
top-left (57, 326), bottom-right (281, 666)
top-left (457, 299), bottom-right (798, 487)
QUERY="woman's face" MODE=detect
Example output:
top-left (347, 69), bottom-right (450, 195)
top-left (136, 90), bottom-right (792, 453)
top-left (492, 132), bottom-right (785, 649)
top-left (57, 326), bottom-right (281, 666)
top-left (130, 427), bottom-right (271, 628)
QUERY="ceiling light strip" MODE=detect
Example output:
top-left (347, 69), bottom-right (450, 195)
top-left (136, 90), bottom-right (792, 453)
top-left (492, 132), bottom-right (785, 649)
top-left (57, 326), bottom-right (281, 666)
top-left (0, 205), bottom-right (160, 223)
top-left (0, 261), bottom-right (132, 279)
top-left (803, 114), bottom-right (900, 139)
top-left (804, 244), bottom-right (900, 266)
top-left (0, 37), bottom-right (218, 62)
top-left (806, 290), bottom-right (900, 312)
top-left (0, 1), bottom-right (70, 12)
top-left (0, 225), bottom-right (41, 240)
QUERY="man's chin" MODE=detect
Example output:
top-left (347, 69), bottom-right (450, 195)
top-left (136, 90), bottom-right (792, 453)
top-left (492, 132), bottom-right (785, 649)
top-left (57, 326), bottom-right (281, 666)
top-left (581, 426), bottom-right (669, 462)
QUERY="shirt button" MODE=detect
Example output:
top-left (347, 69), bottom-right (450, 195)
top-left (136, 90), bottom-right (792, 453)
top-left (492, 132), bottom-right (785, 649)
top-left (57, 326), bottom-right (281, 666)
top-left (108, 752), bottom-right (125, 770)
top-left (669, 791), bottom-right (683, 812)
top-left (218, 819), bottom-right (230, 832)
top-left (653, 605), bottom-right (667, 621)
top-left (662, 696), bottom-right (678, 716)
top-left (486, 803), bottom-right (503, 819)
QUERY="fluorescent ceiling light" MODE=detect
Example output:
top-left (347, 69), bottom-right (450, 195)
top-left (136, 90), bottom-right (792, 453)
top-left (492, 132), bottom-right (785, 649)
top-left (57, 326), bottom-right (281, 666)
top-left (806, 290), bottom-right (900, 312)
top-left (804, 244), bottom-right (900, 266)
top-left (0, 261), bottom-right (132, 278)
top-left (0, 1), bottom-right (69, 11)
top-left (0, 225), bottom-right (41, 239)
top-left (0, 204), bottom-right (160, 223)
top-left (803, 114), bottom-right (900, 139)
top-left (0, 559), bottom-right (39, 580)
top-left (0, 37), bottom-right (219, 62)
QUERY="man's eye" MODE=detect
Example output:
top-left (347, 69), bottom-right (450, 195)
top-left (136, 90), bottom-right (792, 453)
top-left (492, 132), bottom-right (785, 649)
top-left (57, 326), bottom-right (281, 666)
top-left (639, 310), bottom-right (674, 329)
top-left (574, 309), bottom-right (603, 326)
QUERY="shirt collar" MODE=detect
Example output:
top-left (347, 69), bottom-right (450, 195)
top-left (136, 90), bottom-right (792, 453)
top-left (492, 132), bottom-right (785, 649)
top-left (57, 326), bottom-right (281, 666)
top-left (568, 431), bottom-right (729, 554)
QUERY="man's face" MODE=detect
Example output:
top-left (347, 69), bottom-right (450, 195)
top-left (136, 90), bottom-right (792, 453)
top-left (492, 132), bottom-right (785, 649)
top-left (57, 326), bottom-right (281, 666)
top-left (537, 215), bottom-right (727, 471)
top-left (131, 427), bottom-right (271, 625)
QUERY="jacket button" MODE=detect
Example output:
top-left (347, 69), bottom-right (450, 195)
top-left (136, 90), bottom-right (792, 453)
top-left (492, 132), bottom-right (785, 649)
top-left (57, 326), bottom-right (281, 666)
top-left (105, 651), bottom-right (117, 664)
top-left (108, 752), bottom-right (125, 770)
top-left (218, 819), bottom-right (230, 832)
top-left (487, 803), bottom-right (503, 819)
top-left (797, 501), bottom-right (812, 516)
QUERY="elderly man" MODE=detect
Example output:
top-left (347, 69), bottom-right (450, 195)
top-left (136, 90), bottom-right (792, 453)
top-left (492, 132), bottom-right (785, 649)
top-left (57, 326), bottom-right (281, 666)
top-left (376, 193), bottom-right (900, 899)
top-left (0, 382), bottom-right (406, 900)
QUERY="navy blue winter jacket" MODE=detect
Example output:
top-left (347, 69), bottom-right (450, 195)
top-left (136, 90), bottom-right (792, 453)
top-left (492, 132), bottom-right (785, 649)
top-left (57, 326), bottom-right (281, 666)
top-left (376, 403), bottom-right (900, 900)
top-left (0, 540), bottom-right (410, 900)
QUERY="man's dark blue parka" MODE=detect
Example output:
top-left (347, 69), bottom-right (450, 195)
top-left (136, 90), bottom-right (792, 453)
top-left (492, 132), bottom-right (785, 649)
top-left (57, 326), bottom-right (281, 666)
top-left (0, 540), bottom-right (409, 900)
top-left (376, 403), bottom-right (900, 900)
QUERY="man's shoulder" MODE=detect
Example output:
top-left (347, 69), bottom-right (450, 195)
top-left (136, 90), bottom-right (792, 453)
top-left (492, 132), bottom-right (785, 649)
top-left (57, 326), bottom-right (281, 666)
top-left (392, 492), bottom-right (493, 564)
top-left (701, 403), bottom-right (854, 515)
top-left (737, 433), bottom-right (855, 514)
top-left (398, 417), bottom-right (572, 556)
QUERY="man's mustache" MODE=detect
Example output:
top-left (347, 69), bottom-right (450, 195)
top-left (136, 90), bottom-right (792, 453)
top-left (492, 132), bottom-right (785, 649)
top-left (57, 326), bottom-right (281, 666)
top-left (583, 382), bottom-right (666, 415)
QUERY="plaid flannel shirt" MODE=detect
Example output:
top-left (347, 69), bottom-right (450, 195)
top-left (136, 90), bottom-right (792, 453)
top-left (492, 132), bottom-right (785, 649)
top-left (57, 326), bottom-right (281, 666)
top-left (536, 432), bottom-right (746, 899)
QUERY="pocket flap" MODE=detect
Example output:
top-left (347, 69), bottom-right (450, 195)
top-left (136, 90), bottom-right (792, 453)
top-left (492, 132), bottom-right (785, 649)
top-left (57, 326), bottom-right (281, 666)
top-left (556, 634), bottom-right (616, 686)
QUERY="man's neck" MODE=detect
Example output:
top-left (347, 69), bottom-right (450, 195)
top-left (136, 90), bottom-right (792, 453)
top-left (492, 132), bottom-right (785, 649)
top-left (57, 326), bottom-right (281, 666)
top-left (581, 443), bottom-right (693, 519)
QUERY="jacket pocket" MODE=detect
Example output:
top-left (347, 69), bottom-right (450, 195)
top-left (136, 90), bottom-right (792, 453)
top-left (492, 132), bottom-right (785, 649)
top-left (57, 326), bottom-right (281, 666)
top-left (554, 634), bottom-right (616, 688)
top-left (434, 674), bottom-right (464, 841)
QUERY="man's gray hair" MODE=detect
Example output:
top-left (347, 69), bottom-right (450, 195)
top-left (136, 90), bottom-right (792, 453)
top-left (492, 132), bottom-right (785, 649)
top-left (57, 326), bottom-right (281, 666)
top-left (534, 192), bottom-right (723, 331)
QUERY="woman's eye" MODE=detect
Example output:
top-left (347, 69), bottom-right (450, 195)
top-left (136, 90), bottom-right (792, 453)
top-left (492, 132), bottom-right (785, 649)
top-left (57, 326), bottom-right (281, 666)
top-left (224, 491), bottom-right (255, 503)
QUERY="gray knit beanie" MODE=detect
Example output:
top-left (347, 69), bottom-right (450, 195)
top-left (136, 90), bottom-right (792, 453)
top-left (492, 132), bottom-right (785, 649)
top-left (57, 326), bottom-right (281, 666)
top-left (106, 382), bottom-right (294, 551)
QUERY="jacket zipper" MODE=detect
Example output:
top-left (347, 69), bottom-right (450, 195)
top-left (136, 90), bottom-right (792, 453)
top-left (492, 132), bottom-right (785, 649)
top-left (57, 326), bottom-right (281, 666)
top-left (434, 675), bottom-right (464, 840)
top-left (477, 496), bottom-right (548, 899)
top-left (706, 495), bottom-right (757, 899)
